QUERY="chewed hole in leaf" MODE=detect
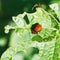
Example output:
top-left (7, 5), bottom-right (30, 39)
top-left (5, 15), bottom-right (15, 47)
top-left (23, 14), bottom-right (29, 24)
top-left (28, 47), bottom-right (39, 56)
top-left (32, 35), bottom-right (43, 42)
top-left (31, 23), bottom-right (42, 34)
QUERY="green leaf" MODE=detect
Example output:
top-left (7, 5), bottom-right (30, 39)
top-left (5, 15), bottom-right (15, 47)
top-left (7, 8), bottom-right (58, 46)
top-left (12, 51), bottom-right (25, 60)
top-left (3, 7), bottom-right (60, 60)
top-left (49, 3), bottom-right (60, 21)
top-left (1, 40), bottom-right (55, 60)
top-left (9, 29), bottom-right (31, 47)
top-left (12, 12), bottom-right (27, 28)
top-left (53, 31), bottom-right (60, 60)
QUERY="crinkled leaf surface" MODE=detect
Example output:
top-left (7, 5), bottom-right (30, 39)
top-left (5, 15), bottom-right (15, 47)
top-left (1, 40), bottom-right (55, 60)
top-left (5, 8), bottom-right (58, 47)
top-left (53, 31), bottom-right (60, 60)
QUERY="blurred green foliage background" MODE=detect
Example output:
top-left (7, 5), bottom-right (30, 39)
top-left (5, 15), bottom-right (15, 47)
top-left (0, 0), bottom-right (60, 57)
